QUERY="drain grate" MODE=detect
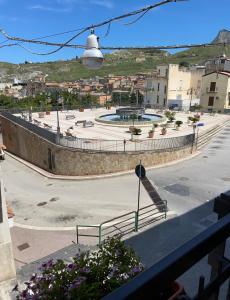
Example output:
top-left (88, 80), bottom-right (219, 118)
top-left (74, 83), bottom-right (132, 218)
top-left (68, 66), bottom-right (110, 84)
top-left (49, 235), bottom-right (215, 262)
top-left (50, 197), bottom-right (59, 202)
top-left (37, 202), bottom-right (47, 207)
top-left (17, 243), bottom-right (30, 251)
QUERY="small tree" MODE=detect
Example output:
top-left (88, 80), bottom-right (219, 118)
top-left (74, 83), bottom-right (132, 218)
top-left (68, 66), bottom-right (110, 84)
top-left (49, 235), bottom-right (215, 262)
top-left (165, 111), bottom-right (176, 122)
top-left (152, 123), bottom-right (158, 131)
top-left (175, 120), bottom-right (183, 127)
top-left (133, 127), bottom-right (142, 135)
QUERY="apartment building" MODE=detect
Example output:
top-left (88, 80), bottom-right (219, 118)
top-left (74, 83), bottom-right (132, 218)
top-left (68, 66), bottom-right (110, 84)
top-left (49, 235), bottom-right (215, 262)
top-left (144, 64), bottom-right (205, 110)
top-left (200, 55), bottom-right (230, 113)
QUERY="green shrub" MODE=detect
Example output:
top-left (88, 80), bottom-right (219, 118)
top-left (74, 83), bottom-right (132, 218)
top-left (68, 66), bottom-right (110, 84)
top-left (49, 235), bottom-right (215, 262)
top-left (133, 127), bottom-right (142, 135)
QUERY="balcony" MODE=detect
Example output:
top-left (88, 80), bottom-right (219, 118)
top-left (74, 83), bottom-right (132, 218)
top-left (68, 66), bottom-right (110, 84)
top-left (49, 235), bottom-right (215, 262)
top-left (103, 191), bottom-right (230, 300)
top-left (206, 87), bottom-right (218, 93)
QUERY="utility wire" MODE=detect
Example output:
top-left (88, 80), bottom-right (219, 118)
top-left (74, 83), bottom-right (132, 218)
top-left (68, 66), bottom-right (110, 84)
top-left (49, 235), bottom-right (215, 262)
top-left (1, 40), bottom-right (229, 51)
top-left (0, 0), bottom-right (185, 55)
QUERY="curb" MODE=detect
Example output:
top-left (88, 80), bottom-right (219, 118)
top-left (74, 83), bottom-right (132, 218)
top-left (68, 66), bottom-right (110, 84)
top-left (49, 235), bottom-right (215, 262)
top-left (14, 210), bottom-right (177, 231)
top-left (6, 151), bottom-right (201, 181)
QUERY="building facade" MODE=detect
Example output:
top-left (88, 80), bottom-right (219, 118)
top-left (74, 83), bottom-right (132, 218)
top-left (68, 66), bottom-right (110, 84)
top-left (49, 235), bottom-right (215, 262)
top-left (200, 55), bottom-right (230, 113)
top-left (144, 64), bottom-right (205, 110)
top-left (200, 72), bottom-right (230, 113)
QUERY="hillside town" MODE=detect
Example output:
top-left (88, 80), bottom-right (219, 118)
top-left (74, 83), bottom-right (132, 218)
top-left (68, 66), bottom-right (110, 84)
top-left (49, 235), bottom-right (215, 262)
top-left (1, 54), bottom-right (230, 113)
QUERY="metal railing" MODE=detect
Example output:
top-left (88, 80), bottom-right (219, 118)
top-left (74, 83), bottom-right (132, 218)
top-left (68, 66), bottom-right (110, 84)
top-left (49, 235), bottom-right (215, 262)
top-left (60, 134), bottom-right (194, 152)
top-left (102, 213), bottom-right (230, 300)
top-left (76, 202), bottom-right (167, 245)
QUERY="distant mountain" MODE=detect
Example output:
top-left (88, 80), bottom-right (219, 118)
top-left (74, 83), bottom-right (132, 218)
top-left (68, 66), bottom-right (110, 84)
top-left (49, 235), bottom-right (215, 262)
top-left (212, 29), bottom-right (230, 44)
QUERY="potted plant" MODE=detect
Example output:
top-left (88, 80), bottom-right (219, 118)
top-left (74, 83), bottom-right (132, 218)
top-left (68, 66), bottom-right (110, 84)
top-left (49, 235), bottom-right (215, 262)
top-left (45, 104), bottom-right (52, 115)
top-left (148, 123), bottom-right (158, 138)
top-left (161, 126), bottom-right (167, 135)
top-left (175, 120), bottom-right (183, 130)
top-left (190, 116), bottom-right (199, 124)
top-left (132, 127), bottom-right (142, 140)
top-left (165, 111), bottom-right (176, 123)
top-left (148, 129), bottom-right (154, 138)
top-left (38, 111), bottom-right (45, 118)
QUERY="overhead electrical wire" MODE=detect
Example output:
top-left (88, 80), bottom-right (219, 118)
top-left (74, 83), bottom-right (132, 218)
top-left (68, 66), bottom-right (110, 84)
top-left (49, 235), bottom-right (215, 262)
top-left (0, 0), bottom-right (186, 55)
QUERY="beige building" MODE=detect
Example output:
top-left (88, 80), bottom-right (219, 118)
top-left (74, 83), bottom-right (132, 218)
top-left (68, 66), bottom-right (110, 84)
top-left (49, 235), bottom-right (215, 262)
top-left (144, 64), bottom-right (205, 110)
top-left (200, 71), bottom-right (230, 113)
top-left (200, 55), bottom-right (230, 113)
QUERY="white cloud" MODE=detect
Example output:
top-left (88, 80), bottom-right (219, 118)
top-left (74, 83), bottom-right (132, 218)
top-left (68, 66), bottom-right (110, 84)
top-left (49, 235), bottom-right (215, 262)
top-left (90, 0), bottom-right (114, 9)
top-left (28, 4), bottom-right (71, 12)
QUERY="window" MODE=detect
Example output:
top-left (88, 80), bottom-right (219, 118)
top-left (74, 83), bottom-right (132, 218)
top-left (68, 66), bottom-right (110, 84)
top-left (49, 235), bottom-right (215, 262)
top-left (163, 98), bottom-right (166, 106)
top-left (164, 85), bottom-right (167, 94)
top-left (157, 96), bottom-right (159, 104)
top-left (228, 93), bottom-right (230, 106)
top-left (210, 82), bottom-right (216, 92)
top-left (208, 96), bottom-right (214, 106)
top-left (157, 83), bottom-right (160, 92)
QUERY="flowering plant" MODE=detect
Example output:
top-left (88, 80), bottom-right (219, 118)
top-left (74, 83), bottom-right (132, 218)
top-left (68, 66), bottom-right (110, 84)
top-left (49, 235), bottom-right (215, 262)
top-left (14, 237), bottom-right (144, 300)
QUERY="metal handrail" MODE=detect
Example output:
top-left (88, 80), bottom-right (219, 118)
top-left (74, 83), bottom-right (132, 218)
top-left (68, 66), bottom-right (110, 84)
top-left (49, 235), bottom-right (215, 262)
top-left (76, 202), bottom-right (168, 244)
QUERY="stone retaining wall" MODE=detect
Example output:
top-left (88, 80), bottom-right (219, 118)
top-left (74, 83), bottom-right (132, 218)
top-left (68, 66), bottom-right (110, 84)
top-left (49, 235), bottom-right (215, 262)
top-left (1, 116), bottom-right (193, 176)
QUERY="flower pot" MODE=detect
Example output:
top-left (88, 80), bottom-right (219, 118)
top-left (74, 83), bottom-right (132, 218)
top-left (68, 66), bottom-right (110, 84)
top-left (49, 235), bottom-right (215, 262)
top-left (175, 126), bottom-right (180, 131)
top-left (148, 132), bottom-right (154, 138)
top-left (129, 126), bottom-right (135, 133)
top-left (161, 128), bottom-right (167, 135)
top-left (79, 108), bottom-right (84, 112)
top-left (132, 134), bottom-right (141, 141)
top-left (38, 112), bottom-right (45, 118)
top-left (46, 111), bottom-right (51, 115)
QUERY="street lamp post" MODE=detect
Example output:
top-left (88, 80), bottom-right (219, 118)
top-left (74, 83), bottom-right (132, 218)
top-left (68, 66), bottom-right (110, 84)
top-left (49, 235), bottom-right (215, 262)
top-left (55, 90), bottom-right (61, 143)
top-left (188, 88), bottom-right (196, 112)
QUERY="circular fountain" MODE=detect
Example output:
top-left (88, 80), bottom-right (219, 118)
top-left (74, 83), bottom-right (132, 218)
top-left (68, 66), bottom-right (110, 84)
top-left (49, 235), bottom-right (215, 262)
top-left (96, 107), bottom-right (163, 126)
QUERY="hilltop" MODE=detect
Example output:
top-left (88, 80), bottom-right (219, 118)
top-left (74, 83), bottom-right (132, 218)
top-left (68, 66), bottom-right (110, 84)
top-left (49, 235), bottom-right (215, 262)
top-left (0, 30), bottom-right (230, 82)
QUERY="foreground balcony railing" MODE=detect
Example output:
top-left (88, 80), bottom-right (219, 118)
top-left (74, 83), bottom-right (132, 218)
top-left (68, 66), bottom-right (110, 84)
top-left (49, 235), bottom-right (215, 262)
top-left (103, 192), bottom-right (230, 300)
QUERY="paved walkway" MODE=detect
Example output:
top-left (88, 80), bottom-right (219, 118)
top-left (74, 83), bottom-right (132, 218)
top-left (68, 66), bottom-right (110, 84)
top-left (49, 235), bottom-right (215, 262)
top-left (17, 108), bottom-right (230, 142)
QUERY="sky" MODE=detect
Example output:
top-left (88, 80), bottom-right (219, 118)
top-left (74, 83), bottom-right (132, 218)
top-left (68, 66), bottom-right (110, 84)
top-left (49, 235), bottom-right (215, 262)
top-left (0, 0), bottom-right (229, 63)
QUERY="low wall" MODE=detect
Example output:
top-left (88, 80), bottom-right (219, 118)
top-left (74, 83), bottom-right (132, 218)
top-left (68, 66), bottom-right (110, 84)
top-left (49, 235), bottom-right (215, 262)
top-left (1, 116), bottom-right (193, 176)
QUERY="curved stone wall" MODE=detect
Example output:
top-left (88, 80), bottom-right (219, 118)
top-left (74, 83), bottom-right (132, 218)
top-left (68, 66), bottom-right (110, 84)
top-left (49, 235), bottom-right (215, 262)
top-left (1, 116), bottom-right (193, 176)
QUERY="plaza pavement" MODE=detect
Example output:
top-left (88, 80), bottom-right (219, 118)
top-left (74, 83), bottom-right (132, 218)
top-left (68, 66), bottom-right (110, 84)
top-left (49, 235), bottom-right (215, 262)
top-left (23, 108), bottom-right (230, 141)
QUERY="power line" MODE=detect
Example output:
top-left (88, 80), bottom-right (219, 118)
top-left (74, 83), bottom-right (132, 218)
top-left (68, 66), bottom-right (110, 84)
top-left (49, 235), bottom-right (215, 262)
top-left (0, 0), bottom-right (186, 56)
top-left (0, 40), bottom-right (229, 51)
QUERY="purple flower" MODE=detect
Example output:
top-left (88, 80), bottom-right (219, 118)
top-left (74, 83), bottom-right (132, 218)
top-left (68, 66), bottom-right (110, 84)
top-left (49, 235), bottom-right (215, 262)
top-left (129, 265), bottom-right (143, 275)
top-left (80, 266), bottom-right (90, 274)
top-left (47, 259), bottom-right (54, 268)
top-left (68, 276), bottom-right (86, 290)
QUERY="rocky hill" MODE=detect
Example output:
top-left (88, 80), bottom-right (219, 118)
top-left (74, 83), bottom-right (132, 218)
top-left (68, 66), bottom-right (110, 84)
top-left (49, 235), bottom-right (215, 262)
top-left (212, 29), bottom-right (230, 44)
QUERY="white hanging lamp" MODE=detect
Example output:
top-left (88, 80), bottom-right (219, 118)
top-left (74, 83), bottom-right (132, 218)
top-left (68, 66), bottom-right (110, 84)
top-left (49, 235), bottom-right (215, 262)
top-left (81, 29), bottom-right (104, 70)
